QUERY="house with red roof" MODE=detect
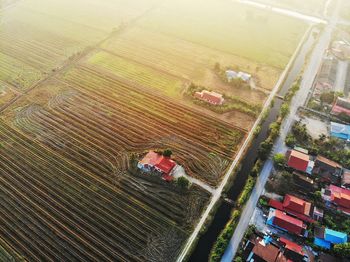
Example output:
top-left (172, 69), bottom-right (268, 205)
top-left (194, 90), bottom-right (224, 105)
top-left (268, 194), bottom-right (320, 223)
top-left (244, 234), bottom-right (306, 262)
top-left (331, 97), bottom-right (350, 117)
top-left (286, 149), bottom-right (312, 173)
top-left (322, 185), bottom-right (350, 215)
top-left (267, 208), bottom-right (307, 236)
top-left (138, 151), bottom-right (177, 181)
top-left (278, 237), bottom-right (306, 261)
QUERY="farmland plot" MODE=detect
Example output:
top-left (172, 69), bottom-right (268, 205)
top-left (136, 0), bottom-right (307, 69)
top-left (0, 81), bottom-right (18, 107)
top-left (3, 66), bottom-right (245, 186)
top-left (102, 27), bottom-right (272, 101)
top-left (0, 121), bottom-right (211, 261)
top-left (85, 50), bottom-right (185, 98)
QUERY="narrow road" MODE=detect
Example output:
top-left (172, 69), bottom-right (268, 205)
top-left (221, 1), bottom-right (341, 261)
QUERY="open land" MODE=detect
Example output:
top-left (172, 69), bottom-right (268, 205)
top-left (0, 0), bottom-right (308, 260)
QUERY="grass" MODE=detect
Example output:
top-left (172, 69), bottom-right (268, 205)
top-left (137, 0), bottom-right (307, 69)
top-left (86, 51), bottom-right (184, 98)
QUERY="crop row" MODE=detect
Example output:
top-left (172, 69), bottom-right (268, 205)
top-left (0, 122), bottom-right (208, 260)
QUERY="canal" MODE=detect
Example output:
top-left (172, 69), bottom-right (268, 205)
top-left (188, 27), bottom-right (317, 262)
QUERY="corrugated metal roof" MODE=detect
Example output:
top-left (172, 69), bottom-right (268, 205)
top-left (324, 228), bottom-right (348, 244)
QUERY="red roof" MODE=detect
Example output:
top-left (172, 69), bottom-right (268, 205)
top-left (273, 209), bottom-right (306, 235)
top-left (283, 195), bottom-right (311, 216)
top-left (252, 237), bottom-right (280, 262)
top-left (279, 237), bottom-right (304, 256)
top-left (140, 151), bottom-right (176, 175)
top-left (194, 90), bottom-right (224, 105)
top-left (330, 185), bottom-right (350, 209)
top-left (286, 150), bottom-right (309, 172)
top-left (155, 157), bottom-right (176, 175)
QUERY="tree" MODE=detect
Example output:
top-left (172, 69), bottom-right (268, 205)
top-left (163, 149), bottom-right (173, 157)
top-left (176, 177), bottom-right (190, 189)
top-left (273, 153), bottom-right (286, 168)
top-left (280, 103), bottom-right (290, 118)
top-left (320, 91), bottom-right (335, 104)
top-left (258, 139), bottom-right (273, 160)
top-left (285, 134), bottom-right (297, 147)
top-left (334, 243), bottom-right (350, 258)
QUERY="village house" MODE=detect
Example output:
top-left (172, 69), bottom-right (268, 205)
top-left (285, 149), bottom-right (313, 174)
top-left (194, 90), bottom-right (224, 105)
top-left (244, 235), bottom-right (306, 262)
top-left (267, 208), bottom-right (307, 237)
top-left (225, 70), bottom-right (251, 82)
top-left (322, 185), bottom-right (350, 215)
top-left (330, 122), bottom-right (350, 142)
top-left (314, 227), bottom-right (348, 250)
top-left (137, 151), bottom-right (177, 182)
top-left (331, 97), bottom-right (350, 117)
top-left (312, 156), bottom-right (343, 184)
top-left (268, 194), bottom-right (323, 223)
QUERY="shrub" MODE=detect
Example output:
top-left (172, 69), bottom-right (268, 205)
top-left (176, 176), bottom-right (190, 189)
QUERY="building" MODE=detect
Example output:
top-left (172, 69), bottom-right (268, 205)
top-left (314, 227), bottom-right (348, 249)
top-left (286, 149), bottom-right (312, 174)
top-left (267, 208), bottom-right (307, 236)
top-left (278, 237), bottom-right (306, 261)
top-left (342, 170), bottom-right (350, 189)
top-left (225, 70), bottom-right (251, 82)
top-left (137, 151), bottom-right (177, 181)
top-left (330, 122), bottom-right (350, 142)
top-left (312, 155), bottom-right (342, 184)
top-left (269, 194), bottom-right (322, 223)
top-left (194, 90), bottom-right (224, 105)
top-left (322, 185), bottom-right (350, 215)
top-left (331, 97), bottom-right (350, 117)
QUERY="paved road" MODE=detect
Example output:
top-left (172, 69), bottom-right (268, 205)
top-left (221, 1), bottom-right (341, 261)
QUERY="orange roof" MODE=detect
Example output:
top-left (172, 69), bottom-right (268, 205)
top-left (252, 237), bottom-right (280, 262)
top-left (140, 151), bottom-right (176, 175)
top-left (316, 155), bottom-right (342, 169)
top-left (283, 195), bottom-right (311, 216)
top-left (290, 150), bottom-right (310, 162)
top-left (140, 151), bottom-right (162, 166)
top-left (279, 237), bottom-right (304, 255)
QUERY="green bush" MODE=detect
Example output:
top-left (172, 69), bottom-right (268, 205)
top-left (209, 210), bottom-right (241, 262)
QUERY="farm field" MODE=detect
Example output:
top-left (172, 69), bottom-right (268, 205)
top-left (84, 50), bottom-right (185, 98)
top-left (0, 81), bottom-right (19, 107)
top-left (0, 120), bottom-right (211, 261)
top-left (135, 0), bottom-right (307, 70)
top-left (0, 0), bottom-right (310, 260)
